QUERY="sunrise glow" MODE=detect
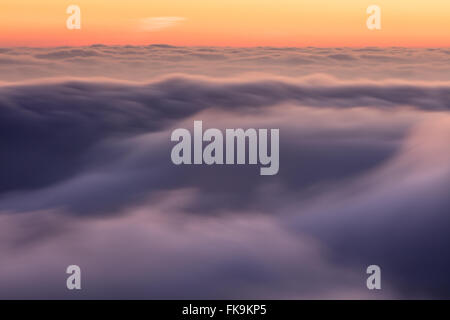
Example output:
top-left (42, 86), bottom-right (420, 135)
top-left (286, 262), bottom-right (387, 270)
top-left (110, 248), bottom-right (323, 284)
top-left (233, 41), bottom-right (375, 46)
top-left (1, 0), bottom-right (449, 47)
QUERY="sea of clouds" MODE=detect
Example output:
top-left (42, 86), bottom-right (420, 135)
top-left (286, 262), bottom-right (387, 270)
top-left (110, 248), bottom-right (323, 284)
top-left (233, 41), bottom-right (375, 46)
top-left (0, 46), bottom-right (449, 298)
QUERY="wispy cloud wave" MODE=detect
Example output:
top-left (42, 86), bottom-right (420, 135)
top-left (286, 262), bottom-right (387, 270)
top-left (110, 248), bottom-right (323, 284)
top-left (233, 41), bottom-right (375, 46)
top-left (0, 47), bottom-right (449, 299)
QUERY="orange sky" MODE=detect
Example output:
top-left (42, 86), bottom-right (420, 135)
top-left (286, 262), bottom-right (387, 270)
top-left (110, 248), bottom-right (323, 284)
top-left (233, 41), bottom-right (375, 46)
top-left (0, 0), bottom-right (449, 47)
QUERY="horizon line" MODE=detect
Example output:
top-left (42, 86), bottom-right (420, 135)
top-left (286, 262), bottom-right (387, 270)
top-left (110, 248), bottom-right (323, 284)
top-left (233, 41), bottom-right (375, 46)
top-left (2, 43), bottom-right (450, 49)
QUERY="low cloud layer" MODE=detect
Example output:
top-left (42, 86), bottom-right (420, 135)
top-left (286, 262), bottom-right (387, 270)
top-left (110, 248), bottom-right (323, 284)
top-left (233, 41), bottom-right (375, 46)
top-left (0, 47), bottom-right (449, 299)
top-left (1, 46), bottom-right (450, 82)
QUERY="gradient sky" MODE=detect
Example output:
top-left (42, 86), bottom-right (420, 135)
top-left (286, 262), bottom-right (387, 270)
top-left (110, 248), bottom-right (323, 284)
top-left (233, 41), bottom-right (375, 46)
top-left (0, 0), bottom-right (449, 47)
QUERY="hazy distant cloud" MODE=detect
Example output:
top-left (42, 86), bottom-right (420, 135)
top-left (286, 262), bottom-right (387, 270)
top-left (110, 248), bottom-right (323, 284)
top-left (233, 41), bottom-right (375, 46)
top-left (1, 46), bottom-right (450, 82)
top-left (138, 17), bottom-right (186, 31)
top-left (0, 75), bottom-right (448, 211)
